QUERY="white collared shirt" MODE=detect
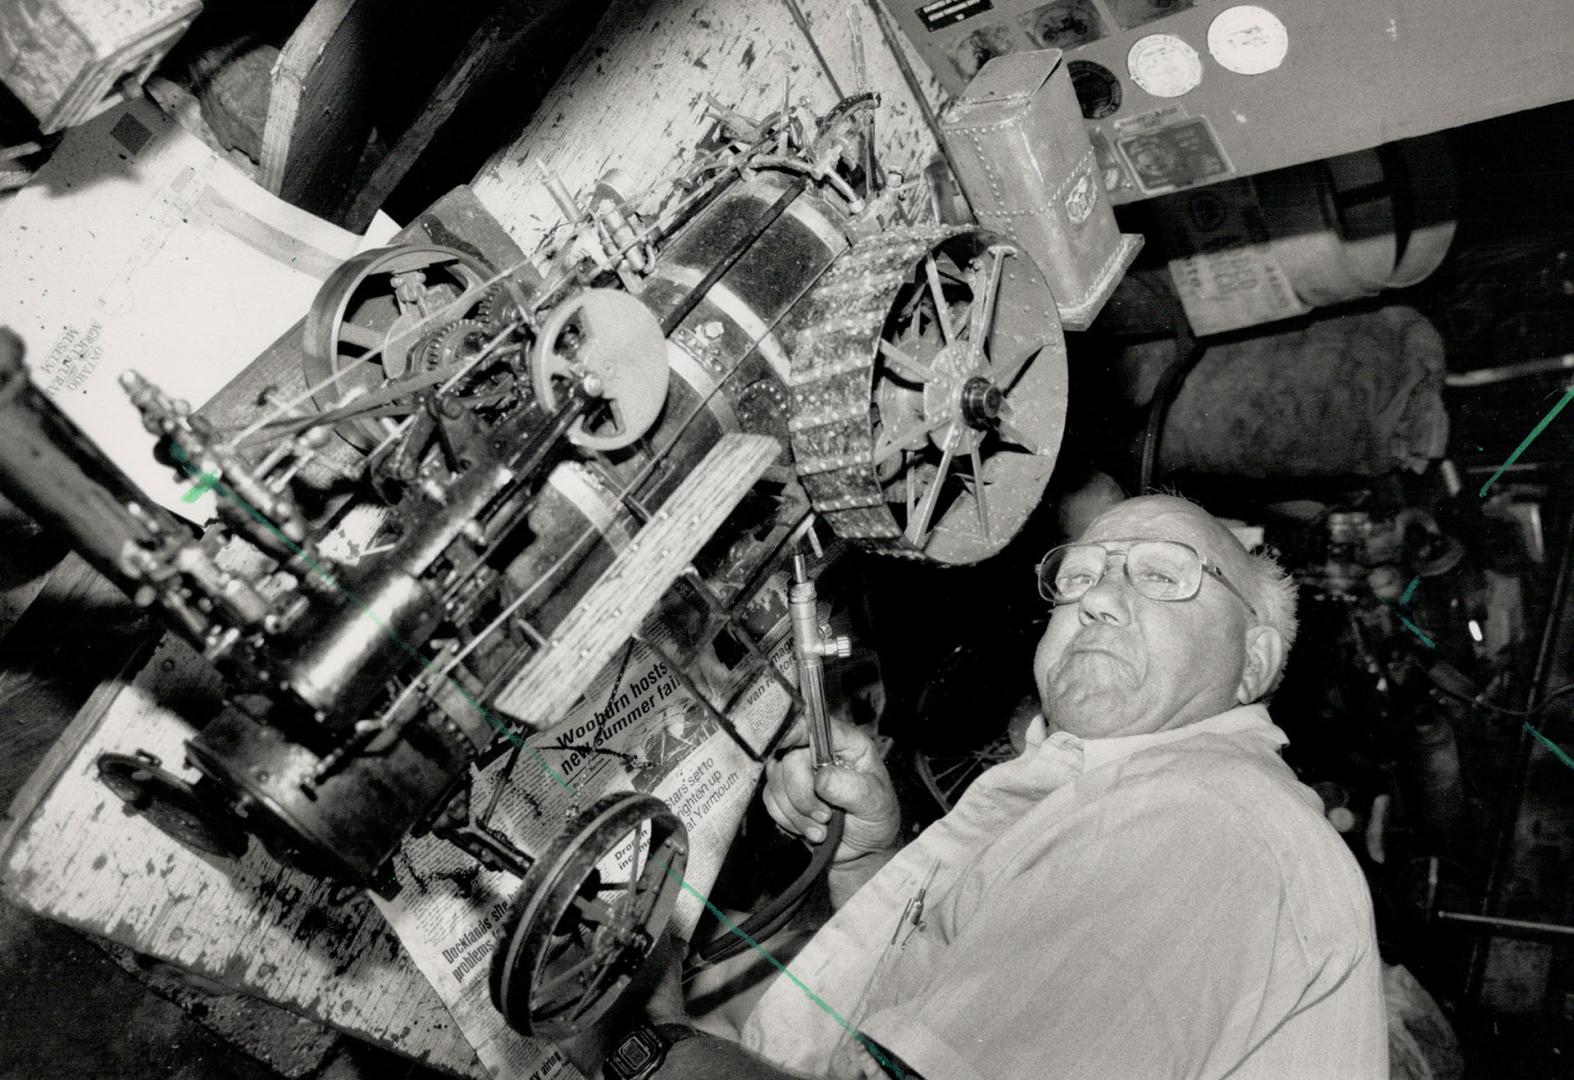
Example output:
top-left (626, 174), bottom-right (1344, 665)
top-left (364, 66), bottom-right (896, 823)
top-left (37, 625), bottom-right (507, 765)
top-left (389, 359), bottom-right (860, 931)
top-left (742, 705), bottom-right (1388, 1080)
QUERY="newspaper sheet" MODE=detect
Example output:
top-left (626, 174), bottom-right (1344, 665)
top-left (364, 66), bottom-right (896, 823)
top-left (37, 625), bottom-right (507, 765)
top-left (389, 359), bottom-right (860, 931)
top-left (0, 97), bottom-right (398, 522)
top-left (371, 578), bottom-right (799, 1079)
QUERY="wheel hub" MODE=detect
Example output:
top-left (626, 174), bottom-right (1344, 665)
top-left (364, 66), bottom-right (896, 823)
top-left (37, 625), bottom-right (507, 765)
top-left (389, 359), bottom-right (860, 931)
top-left (960, 376), bottom-right (1004, 427)
top-left (921, 342), bottom-right (988, 454)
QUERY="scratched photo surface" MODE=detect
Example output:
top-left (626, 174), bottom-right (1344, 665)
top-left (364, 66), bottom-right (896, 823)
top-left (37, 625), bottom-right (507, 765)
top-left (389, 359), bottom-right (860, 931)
top-left (1, 1), bottom-right (1573, 1079)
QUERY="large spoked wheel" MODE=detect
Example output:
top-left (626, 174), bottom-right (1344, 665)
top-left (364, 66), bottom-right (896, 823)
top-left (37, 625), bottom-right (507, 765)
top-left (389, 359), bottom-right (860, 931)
top-left (302, 245), bottom-right (522, 450)
top-left (490, 793), bottom-right (688, 1040)
top-left (790, 227), bottom-right (1067, 564)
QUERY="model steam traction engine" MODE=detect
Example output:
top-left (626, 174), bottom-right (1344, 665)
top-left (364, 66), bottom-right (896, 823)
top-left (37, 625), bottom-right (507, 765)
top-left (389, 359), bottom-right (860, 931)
top-left (0, 50), bottom-right (1130, 1038)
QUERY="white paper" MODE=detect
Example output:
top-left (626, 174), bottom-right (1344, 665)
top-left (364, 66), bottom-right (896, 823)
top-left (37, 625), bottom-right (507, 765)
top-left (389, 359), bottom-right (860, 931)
top-left (0, 98), bottom-right (399, 521)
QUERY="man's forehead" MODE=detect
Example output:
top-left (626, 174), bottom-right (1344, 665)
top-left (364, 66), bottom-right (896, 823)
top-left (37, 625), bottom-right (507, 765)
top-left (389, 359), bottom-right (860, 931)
top-left (1083, 497), bottom-right (1244, 560)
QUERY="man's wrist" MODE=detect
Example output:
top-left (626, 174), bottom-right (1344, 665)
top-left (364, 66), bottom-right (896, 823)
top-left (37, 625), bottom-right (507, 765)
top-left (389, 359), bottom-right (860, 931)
top-left (601, 1020), bottom-right (702, 1080)
top-left (831, 839), bottom-right (900, 869)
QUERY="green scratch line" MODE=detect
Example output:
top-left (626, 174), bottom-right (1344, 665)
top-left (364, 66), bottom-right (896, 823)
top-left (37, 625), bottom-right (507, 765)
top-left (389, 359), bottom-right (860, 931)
top-left (1479, 385), bottom-right (1574, 497)
top-left (662, 862), bottom-right (904, 1078)
top-left (1525, 722), bottom-right (1574, 774)
top-left (1398, 615), bottom-right (1436, 649)
top-left (1399, 577), bottom-right (1420, 605)
top-left (166, 443), bottom-right (577, 795)
top-left (181, 471), bottom-right (219, 503)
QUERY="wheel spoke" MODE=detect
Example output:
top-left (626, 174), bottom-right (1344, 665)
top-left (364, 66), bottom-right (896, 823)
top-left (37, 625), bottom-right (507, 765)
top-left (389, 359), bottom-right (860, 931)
top-left (990, 346), bottom-right (1039, 396)
top-left (338, 321), bottom-right (383, 350)
top-left (924, 254), bottom-right (955, 345)
top-left (969, 445), bottom-right (991, 540)
top-left (873, 414), bottom-right (938, 467)
top-left (932, 757), bottom-right (975, 783)
top-left (879, 339), bottom-right (935, 383)
top-left (995, 414), bottom-right (1043, 455)
top-left (906, 424), bottom-right (957, 546)
top-left (572, 894), bottom-right (618, 925)
top-left (535, 954), bottom-right (597, 1003)
top-left (946, 768), bottom-right (982, 801)
top-left (966, 248), bottom-right (1009, 365)
top-left (569, 950), bottom-right (630, 1021)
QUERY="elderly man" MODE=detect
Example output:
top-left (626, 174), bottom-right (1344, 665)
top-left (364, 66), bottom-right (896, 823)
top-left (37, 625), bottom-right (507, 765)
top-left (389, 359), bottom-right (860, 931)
top-left (604, 495), bottom-right (1386, 1079)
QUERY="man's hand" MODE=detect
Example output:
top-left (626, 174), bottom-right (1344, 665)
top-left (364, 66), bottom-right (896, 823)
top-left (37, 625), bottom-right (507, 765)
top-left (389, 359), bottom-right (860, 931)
top-left (762, 716), bottom-right (900, 865)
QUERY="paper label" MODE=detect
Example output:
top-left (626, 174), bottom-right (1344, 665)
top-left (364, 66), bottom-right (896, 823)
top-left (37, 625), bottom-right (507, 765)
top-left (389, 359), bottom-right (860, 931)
top-left (917, 0), bottom-right (995, 31)
top-left (1127, 33), bottom-right (1203, 98)
top-left (1207, 5), bottom-right (1290, 75)
top-left (1164, 179), bottom-right (1310, 335)
top-left (1116, 115), bottom-right (1233, 194)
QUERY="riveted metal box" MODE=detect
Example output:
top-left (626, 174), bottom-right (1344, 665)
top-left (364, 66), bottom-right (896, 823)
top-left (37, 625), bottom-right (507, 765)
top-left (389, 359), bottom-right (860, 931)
top-left (0, 0), bottom-right (202, 134)
top-left (940, 49), bottom-right (1142, 329)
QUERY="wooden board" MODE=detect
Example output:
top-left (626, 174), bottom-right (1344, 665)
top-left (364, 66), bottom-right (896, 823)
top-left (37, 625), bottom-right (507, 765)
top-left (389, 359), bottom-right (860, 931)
top-left (259, 0), bottom-right (384, 224)
top-left (0, 632), bottom-right (485, 1077)
top-left (494, 432), bottom-right (782, 726)
top-left (470, 0), bottom-right (947, 249)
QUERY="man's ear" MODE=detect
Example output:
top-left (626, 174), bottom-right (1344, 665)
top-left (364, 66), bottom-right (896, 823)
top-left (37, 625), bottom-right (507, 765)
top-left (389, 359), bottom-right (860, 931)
top-left (1236, 625), bottom-right (1286, 704)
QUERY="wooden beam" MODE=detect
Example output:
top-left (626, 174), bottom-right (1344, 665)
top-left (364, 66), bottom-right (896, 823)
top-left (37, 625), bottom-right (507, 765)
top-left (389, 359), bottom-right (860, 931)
top-left (260, 0), bottom-right (385, 225)
top-left (341, 0), bottom-right (579, 233)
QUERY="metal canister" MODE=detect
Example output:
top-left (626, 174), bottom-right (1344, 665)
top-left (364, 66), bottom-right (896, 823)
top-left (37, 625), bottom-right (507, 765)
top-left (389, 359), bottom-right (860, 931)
top-left (940, 49), bottom-right (1142, 330)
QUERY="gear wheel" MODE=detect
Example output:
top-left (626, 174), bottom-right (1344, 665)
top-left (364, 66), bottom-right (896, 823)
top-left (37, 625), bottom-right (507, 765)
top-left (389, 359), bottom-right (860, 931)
top-left (787, 226), bottom-right (1067, 564)
top-left (414, 318), bottom-right (490, 371)
top-left (473, 283), bottom-right (524, 336)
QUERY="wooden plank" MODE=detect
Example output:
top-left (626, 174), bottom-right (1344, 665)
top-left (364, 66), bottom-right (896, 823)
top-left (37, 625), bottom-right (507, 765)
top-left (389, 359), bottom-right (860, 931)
top-left (0, 633), bottom-right (484, 1078)
top-left (493, 432), bottom-right (780, 727)
top-left (470, 0), bottom-right (946, 250)
top-left (259, 0), bottom-right (384, 224)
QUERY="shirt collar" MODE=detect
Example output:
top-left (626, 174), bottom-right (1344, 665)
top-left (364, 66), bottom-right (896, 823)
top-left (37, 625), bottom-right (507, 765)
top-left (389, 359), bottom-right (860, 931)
top-left (1025, 703), bottom-right (1288, 772)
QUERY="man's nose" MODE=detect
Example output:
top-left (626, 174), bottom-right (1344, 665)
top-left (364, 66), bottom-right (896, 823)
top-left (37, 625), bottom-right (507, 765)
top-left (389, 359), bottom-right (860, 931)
top-left (1077, 573), bottom-right (1132, 625)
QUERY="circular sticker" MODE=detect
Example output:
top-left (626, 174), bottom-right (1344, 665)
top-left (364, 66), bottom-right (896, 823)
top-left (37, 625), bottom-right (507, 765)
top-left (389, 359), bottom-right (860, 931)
top-left (1207, 5), bottom-right (1290, 75)
top-left (1126, 34), bottom-right (1203, 98)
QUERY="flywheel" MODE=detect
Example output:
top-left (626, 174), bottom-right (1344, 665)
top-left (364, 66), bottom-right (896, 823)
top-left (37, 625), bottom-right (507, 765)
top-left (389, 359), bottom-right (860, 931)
top-left (302, 245), bottom-right (526, 450)
top-left (787, 226), bottom-right (1067, 564)
top-left (490, 793), bottom-right (688, 1039)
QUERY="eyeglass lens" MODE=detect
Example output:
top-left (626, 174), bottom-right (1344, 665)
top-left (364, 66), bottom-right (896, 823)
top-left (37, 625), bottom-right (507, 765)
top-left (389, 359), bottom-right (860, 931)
top-left (1041, 541), bottom-right (1202, 603)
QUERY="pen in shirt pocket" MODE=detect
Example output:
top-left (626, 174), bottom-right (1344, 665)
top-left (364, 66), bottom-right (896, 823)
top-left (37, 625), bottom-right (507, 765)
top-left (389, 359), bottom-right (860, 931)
top-left (832, 859), bottom-right (944, 1072)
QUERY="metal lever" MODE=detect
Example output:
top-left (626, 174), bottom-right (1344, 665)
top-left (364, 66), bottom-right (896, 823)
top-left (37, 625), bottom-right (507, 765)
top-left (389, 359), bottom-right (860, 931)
top-left (790, 551), bottom-right (851, 770)
top-left (694, 545), bottom-right (849, 968)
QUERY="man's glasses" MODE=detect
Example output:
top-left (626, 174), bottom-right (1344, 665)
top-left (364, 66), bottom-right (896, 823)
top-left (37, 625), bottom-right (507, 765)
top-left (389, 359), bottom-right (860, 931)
top-left (1036, 538), bottom-right (1259, 617)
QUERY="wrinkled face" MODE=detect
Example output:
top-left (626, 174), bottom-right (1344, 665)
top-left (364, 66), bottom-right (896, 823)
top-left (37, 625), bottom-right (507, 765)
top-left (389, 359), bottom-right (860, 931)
top-left (1033, 496), bottom-right (1256, 739)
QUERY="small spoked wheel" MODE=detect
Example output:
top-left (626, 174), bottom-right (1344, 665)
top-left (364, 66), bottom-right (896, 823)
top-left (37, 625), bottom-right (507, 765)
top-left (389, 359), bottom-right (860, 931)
top-left (490, 793), bottom-right (688, 1039)
top-left (96, 752), bottom-right (249, 859)
top-left (530, 288), bottom-right (672, 452)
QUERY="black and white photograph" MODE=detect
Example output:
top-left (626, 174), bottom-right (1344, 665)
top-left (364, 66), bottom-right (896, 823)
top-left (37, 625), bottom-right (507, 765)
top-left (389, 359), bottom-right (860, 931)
top-left (0, 1), bottom-right (1570, 1078)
